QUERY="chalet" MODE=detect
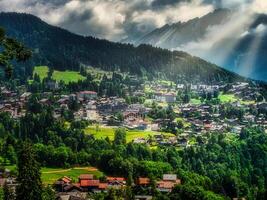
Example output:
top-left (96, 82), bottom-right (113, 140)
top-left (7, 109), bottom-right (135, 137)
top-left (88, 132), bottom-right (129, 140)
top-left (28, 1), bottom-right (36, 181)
top-left (46, 80), bottom-right (59, 90)
top-left (204, 123), bottom-right (212, 130)
top-left (106, 176), bottom-right (126, 188)
top-left (177, 84), bottom-right (184, 89)
top-left (156, 174), bottom-right (181, 192)
top-left (56, 192), bottom-right (87, 200)
top-left (154, 92), bottom-right (176, 103)
top-left (20, 92), bottom-right (31, 101)
top-left (77, 174), bottom-right (102, 192)
top-left (137, 178), bottom-right (150, 186)
top-left (54, 176), bottom-right (72, 192)
top-left (133, 138), bottom-right (146, 144)
top-left (97, 98), bottom-right (127, 114)
top-left (77, 91), bottom-right (97, 101)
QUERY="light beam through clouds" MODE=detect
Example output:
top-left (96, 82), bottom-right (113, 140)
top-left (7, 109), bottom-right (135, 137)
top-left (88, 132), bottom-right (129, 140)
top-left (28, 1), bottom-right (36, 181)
top-left (237, 24), bottom-right (267, 77)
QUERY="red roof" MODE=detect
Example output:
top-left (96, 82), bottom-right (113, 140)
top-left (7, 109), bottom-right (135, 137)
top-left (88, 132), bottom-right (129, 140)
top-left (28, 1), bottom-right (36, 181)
top-left (98, 183), bottom-right (108, 189)
top-left (61, 176), bottom-right (72, 183)
top-left (80, 179), bottom-right (100, 187)
top-left (138, 178), bottom-right (150, 185)
top-left (79, 174), bottom-right (94, 180)
top-left (204, 123), bottom-right (212, 129)
top-left (73, 183), bottom-right (81, 187)
top-left (106, 177), bottom-right (125, 182)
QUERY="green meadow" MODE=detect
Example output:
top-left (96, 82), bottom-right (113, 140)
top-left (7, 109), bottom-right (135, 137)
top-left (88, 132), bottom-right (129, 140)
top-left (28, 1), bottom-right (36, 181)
top-left (84, 126), bottom-right (174, 143)
top-left (33, 66), bottom-right (85, 84)
top-left (33, 66), bottom-right (49, 80)
top-left (4, 165), bottom-right (103, 185)
top-left (218, 93), bottom-right (255, 105)
top-left (218, 93), bottom-right (238, 103)
top-left (52, 70), bottom-right (86, 84)
top-left (190, 98), bottom-right (202, 105)
top-left (41, 167), bottom-right (103, 185)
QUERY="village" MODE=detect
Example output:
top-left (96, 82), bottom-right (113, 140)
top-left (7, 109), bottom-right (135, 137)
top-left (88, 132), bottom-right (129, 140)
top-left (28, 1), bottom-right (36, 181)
top-left (0, 80), bottom-right (266, 150)
top-left (0, 77), bottom-right (267, 199)
top-left (0, 167), bottom-right (181, 200)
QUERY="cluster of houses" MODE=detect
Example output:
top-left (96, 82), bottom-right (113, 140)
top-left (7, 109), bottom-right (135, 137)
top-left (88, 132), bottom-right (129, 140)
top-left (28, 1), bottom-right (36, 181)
top-left (55, 173), bottom-right (181, 200)
top-left (0, 86), bottom-right (31, 118)
top-left (1, 82), bottom-right (267, 149)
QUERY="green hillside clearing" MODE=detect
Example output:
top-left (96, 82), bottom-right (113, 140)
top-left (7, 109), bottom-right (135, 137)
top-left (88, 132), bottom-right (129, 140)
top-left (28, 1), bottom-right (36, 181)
top-left (33, 66), bottom-right (85, 84)
top-left (84, 126), bottom-right (174, 143)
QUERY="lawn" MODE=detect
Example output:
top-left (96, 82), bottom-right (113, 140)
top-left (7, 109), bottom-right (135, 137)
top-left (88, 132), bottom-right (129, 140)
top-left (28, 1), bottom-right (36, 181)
top-left (3, 165), bottom-right (103, 185)
top-left (190, 98), bottom-right (202, 105)
top-left (52, 70), bottom-right (86, 84)
top-left (84, 126), bottom-right (174, 143)
top-left (32, 66), bottom-right (85, 84)
top-left (218, 93), bottom-right (238, 103)
top-left (41, 167), bottom-right (103, 185)
top-left (33, 66), bottom-right (49, 80)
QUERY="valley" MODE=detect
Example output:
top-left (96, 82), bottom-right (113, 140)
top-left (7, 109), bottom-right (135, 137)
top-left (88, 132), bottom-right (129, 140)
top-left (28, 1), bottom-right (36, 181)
top-left (0, 8), bottom-right (266, 200)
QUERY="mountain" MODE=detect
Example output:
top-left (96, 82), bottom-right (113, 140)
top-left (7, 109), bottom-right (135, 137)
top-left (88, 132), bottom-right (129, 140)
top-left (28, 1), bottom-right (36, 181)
top-left (132, 9), bottom-right (231, 49)
top-left (0, 12), bottom-right (241, 83)
top-left (126, 9), bottom-right (267, 81)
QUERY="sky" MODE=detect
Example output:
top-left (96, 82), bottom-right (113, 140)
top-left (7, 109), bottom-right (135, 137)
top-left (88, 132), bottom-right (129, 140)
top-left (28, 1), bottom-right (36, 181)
top-left (0, 0), bottom-right (266, 41)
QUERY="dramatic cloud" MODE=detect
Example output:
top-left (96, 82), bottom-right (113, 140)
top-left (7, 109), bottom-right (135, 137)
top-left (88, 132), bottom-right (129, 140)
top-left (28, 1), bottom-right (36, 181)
top-left (0, 0), bottom-right (214, 41)
top-left (0, 0), bottom-right (265, 41)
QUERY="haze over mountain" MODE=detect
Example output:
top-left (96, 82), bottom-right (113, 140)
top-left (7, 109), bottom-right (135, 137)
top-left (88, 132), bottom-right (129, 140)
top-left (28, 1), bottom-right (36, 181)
top-left (125, 9), bottom-right (267, 81)
top-left (0, 12), bottom-right (241, 83)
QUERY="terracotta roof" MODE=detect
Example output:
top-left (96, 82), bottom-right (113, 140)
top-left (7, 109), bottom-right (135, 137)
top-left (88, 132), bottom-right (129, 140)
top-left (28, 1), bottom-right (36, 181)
top-left (80, 179), bottom-right (100, 187)
top-left (78, 174), bottom-right (93, 180)
top-left (61, 176), bottom-right (72, 183)
top-left (106, 177), bottom-right (125, 182)
top-left (138, 178), bottom-right (150, 185)
top-left (98, 183), bottom-right (108, 189)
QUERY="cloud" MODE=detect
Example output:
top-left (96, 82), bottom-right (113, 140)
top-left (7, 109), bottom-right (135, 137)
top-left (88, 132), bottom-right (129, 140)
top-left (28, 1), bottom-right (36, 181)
top-left (0, 0), bottom-right (214, 41)
top-left (0, 0), bottom-right (265, 41)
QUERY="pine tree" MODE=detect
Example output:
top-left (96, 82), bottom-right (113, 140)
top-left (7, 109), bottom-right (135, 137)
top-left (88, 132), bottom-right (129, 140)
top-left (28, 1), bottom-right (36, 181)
top-left (3, 182), bottom-right (15, 200)
top-left (16, 141), bottom-right (42, 200)
top-left (0, 27), bottom-right (31, 78)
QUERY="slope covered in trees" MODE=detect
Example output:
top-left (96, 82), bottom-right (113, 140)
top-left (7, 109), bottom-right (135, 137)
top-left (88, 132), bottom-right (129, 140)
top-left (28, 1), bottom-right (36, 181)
top-left (0, 12), bottom-right (242, 83)
top-left (0, 100), bottom-right (266, 199)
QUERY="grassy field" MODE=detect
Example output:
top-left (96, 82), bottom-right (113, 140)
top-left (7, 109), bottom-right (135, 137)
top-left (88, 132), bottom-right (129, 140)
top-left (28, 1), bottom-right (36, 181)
top-left (52, 70), bottom-right (86, 84)
top-left (190, 98), bottom-right (202, 105)
top-left (41, 167), bottom-right (103, 185)
top-left (33, 66), bottom-right (49, 80)
top-left (218, 93), bottom-right (238, 103)
top-left (84, 126), bottom-right (174, 143)
top-left (4, 165), bottom-right (102, 185)
top-left (33, 66), bottom-right (85, 84)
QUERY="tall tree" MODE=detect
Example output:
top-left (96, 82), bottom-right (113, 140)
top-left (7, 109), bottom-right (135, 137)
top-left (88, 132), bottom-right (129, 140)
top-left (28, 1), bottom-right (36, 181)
top-left (3, 182), bottom-right (15, 200)
top-left (114, 128), bottom-right (126, 146)
top-left (0, 27), bottom-right (31, 78)
top-left (16, 141), bottom-right (42, 200)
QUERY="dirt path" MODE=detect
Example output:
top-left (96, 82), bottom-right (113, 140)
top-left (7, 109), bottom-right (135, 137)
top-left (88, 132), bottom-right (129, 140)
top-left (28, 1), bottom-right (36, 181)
top-left (42, 167), bottom-right (98, 174)
top-left (42, 169), bottom-right (71, 174)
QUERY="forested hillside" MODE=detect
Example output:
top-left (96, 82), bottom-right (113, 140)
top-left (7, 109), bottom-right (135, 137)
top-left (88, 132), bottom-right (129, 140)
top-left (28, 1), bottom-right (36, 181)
top-left (0, 12), bottom-right (241, 83)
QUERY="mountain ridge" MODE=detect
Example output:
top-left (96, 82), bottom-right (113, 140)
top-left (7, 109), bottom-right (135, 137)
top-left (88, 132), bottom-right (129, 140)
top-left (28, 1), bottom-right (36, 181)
top-left (123, 9), bottom-right (267, 81)
top-left (0, 12), bottom-right (242, 83)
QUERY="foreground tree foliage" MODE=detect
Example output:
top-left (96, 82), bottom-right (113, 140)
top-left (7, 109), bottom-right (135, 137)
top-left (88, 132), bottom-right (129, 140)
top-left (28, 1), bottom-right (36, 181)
top-left (3, 182), bottom-right (15, 200)
top-left (16, 141), bottom-right (42, 200)
top-left (0, 27), bottom-right (31, 78)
